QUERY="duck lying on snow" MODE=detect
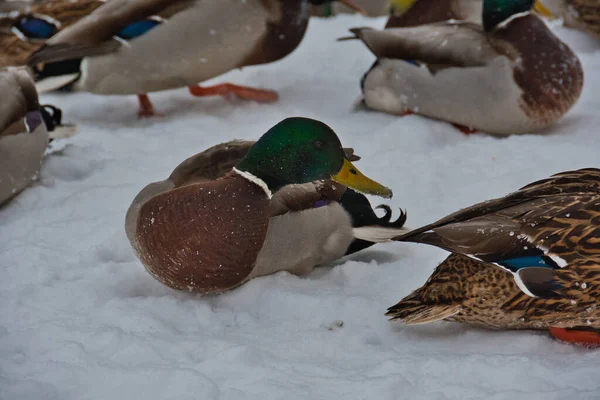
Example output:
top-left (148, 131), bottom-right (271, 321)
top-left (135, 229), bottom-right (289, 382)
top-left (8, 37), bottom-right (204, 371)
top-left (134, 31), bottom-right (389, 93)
top-left (347, 0), bottom-right (583, 135)
top-left (0, 66), bottom-right (75, 207)
top-left (126, 118), bottom-right (407, 294)
top-left (389, 168), bottom-right (600, 348)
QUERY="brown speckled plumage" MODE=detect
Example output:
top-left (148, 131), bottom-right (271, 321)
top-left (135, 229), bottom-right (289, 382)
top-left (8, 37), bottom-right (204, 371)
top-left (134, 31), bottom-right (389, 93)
top-left (493, 15), bottom-right (584, 125)
top-left (134, 172), bottom-right (271, 293)
top-left (388, 168), bottom-right (600, 332)
top-left (563, 0), bottom-right (600, 36)
top-left (0, 0), bottom-right (104, 67)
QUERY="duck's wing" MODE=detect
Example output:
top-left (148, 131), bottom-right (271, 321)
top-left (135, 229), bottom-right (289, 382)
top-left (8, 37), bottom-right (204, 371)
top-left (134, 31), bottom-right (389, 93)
top-left (0, 67), bottom-right (39, 135)
top-left (348, 23), bottom-right (500, 67)
top-left (394, 168), bottom-right (600, 298)
top-left (28, 0), bottom-right (192, 65)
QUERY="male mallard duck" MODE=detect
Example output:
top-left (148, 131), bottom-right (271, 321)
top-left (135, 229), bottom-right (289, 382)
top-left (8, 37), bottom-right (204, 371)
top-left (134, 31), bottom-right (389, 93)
top-left (0, 0), bottom-right (104, 67)
top-left (125, 117), bottom-right (406, 294)
top-left (388, 168), bottom-right (600, 347)
top-left (385, 0), bottom-right (553, 28)
top-left (541, 0), bottom-right (600, 36)
top-left (0, 66), bottom-right (75, 206)
top-left (26, 0), bottom-right (365, 118)
top-left (347, 0), bottom-right (583, 135)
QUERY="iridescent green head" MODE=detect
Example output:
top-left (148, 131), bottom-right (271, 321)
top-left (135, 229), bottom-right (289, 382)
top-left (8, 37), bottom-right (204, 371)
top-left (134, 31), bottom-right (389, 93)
top-left (482, 0), bottom-right (535, 31)
top-left (235, 117), bottom-right (392, 198)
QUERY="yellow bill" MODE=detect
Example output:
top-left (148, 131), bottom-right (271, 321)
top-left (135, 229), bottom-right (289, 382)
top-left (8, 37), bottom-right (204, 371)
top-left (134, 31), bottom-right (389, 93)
top-left (389, 0), bottom-right (417, 14)
top-left (534, 0), bottom-right (553, 18)
top-left (332, 159), bottom-right (393, 199)
top-left (340, 0), bottom-right (368, 16)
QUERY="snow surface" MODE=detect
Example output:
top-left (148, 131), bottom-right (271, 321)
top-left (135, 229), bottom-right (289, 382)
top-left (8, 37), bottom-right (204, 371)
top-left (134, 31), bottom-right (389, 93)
top-left (2, 16), bottom-right (600, 400)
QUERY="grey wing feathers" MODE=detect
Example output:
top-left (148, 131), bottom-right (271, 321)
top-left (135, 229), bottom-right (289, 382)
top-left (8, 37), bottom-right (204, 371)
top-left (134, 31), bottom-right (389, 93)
top-left (352, 23), bottom-right (499, 67)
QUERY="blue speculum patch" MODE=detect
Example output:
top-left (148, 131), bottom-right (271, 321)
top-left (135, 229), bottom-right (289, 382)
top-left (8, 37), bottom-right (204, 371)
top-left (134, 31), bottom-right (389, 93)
top-left (498, 256), bottom-right (553, 271)
top-left (116, 19), bottom-right (161, 40)
top-left (16, 17), bottom-right (57, 39)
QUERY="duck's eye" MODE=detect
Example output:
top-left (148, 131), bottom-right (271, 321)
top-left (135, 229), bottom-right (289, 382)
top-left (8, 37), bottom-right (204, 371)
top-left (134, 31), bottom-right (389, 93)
top-left (116, 19), bottom-right (161, 40)
top-left (313, 140), bottom-right (324, 149)
top-left (14, 17), bottom-right (58, 39)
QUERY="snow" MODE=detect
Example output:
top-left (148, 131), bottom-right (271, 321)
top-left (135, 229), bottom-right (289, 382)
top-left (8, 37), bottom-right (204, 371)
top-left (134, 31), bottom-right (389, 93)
top-left (2, 15), bottom-right (600, 400)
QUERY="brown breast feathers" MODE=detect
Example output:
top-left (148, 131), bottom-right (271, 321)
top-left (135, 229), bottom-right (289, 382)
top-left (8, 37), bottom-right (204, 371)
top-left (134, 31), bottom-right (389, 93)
top-left (134, 172), bottom-right (271, 293)
top-left (492, 15), bottom-right (584, 124)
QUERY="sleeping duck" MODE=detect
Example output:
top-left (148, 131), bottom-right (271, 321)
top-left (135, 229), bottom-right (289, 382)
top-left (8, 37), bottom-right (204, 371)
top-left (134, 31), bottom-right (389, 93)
top-left (26, 0), bottom-right (365, 117)
top-left (389, 168), bottom-right (600, 347)
top-left (348, 0), bottom-right (583, 135)
top-left (125, 117), bottom-right (407, 294)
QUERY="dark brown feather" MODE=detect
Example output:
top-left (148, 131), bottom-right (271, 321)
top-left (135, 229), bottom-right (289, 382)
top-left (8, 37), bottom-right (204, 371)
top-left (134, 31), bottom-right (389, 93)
top-left (240, 0), bottom-right (311, 67)
top-left (133, 172), bottom-right (270, 293)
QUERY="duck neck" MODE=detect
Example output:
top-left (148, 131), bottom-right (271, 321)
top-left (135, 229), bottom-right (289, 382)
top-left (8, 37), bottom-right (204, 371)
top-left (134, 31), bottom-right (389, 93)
top-left (232, 164), bottom-right (282, 198)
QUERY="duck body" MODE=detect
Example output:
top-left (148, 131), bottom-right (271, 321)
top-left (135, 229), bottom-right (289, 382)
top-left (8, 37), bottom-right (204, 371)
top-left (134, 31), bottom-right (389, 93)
top-left (0, 67), bottom-right (48, 206)
top-left (28, 0), bottom-right (369, 115)
top-left (353, 9), bottom-right (583, 135)
top-left (389, 168), bottom-right (600, 346)
top-left (126, 120), bottom-right (402, 294)
top-left (386, 0), bottom-right (482, 28)
top-left (0, 66), bottom-right (75, 206)
top-left (42, 0), bottom-right (309, 95)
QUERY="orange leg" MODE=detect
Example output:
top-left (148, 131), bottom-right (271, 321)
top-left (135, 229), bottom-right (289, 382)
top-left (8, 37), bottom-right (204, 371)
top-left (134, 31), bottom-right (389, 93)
top-left (549, 327), bottom-right (600, 348)
top-left (137, 94), bottom-right (162, 118)
top-left (189, 83), bottom-right (279, 103)
top-left (400, 110), bottom-right (414, 117)
top-left (451, 123), bottom-right (477, 135)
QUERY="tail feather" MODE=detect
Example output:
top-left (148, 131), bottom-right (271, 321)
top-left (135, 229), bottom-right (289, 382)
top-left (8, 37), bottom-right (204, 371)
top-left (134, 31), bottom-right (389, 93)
top-left (386, 299), bottom-right (461, 324)
top-left (353, 225), bottom-right (410, 243)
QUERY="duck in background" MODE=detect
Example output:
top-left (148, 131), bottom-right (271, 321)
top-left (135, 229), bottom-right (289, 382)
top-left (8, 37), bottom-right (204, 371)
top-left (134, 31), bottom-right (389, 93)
top-left (0, 0), bottom-right (104, 67)
top-left (540, 0), bottom-right (600, 37)
top-left (312, 0), bottom-right (389, 17)
top-left (26, 0), bottom-right (366, 118)
top-left (346, 0), bottom-right (583, 135)
top-left (385, 0), bottom-right (553, 28)
top-left (125, 117), bottom-right (406, 294)
top-left (0, 66), bottom-right (76, 207)
top-left (388, 168), bottom-right (600, 348)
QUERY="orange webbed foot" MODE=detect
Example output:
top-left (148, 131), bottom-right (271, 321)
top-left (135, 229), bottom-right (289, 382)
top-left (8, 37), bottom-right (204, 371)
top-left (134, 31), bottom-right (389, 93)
top-left (189, 83), bottom-right (279, 103)
top-left (549, 327), bottom-right (600, 348)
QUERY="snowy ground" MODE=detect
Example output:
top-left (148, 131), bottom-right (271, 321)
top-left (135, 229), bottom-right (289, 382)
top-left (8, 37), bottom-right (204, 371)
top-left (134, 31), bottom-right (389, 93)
top-left (2, 15), bottom-right (600, 400)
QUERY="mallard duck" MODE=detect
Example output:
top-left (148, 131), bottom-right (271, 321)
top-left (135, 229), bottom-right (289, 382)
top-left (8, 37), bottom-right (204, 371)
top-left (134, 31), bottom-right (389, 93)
top-left (541, 0), bottom-right (600, 36)
top-left (347, 0), bottom-right (582, 135)
top-left (125, 117), bottom-right (406, 294)
top-left (388, 168), bottom-right (600, 347)
top-left (385, 0), bottom-right (553, 28)
top-left (0, 66), bottom-right (75, 206)
top-left (0, 0), bottom-right (104, 67)
top-left (26, 0), bottom-right (365, 118)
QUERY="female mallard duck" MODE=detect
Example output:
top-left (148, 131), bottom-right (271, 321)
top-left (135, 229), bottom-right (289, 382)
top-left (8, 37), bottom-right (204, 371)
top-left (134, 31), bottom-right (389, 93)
top-left (26, 0), bottom-right (365, 117)
top-left (348, 0), bottom-right (583, 135)
top-left (125, 117), bottom-right (406, 294)
top-left (0, 66), bottom-right (74, 206)
top-left (385, 0), bottom-right (552, 28)
top-left (541, 0), bottom-right (600, 36)
top-left (0, 0), bottom-right (104, 67)
top-left (388, 168), bottom-right (600, 347)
